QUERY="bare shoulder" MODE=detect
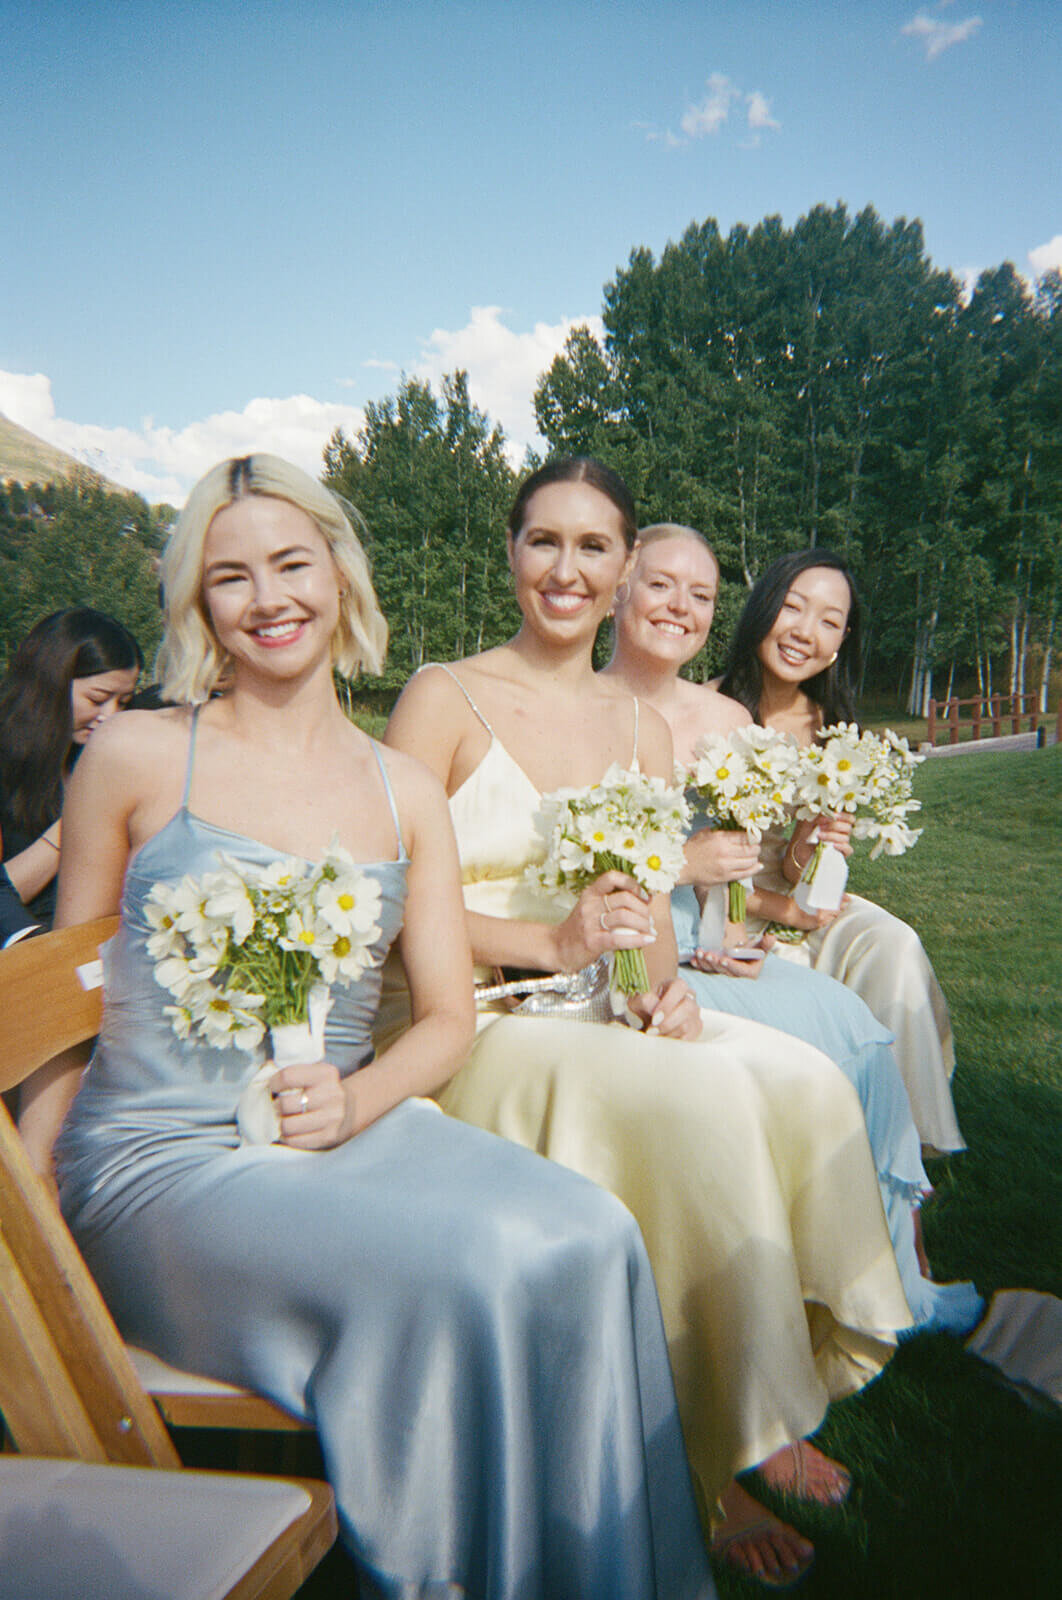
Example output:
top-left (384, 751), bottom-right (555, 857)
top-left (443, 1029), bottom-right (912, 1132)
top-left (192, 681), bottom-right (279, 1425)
top-left (73, 706), bottom-right (192, 787)
top-left (372, 741), bottom-right (452, 843)
top-left (688, 680), bottom-right (751, 731)
top-left (386, 661), bottom-right (475, 732)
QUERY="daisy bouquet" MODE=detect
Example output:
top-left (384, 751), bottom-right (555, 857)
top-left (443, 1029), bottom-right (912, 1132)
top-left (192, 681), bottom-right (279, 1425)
top-left (145, 839), bottom-right (383, 1057)
top-left (685, 726), bottom-right (800, 928)
top-left (527, 764), bottom-right (689, 997)
top-left (790, 723), bottom-right (924, 911)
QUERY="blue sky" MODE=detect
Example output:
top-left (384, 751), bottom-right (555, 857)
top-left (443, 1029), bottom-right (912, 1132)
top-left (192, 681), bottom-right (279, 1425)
top-left (2, 0), bottom-right (1058, 503)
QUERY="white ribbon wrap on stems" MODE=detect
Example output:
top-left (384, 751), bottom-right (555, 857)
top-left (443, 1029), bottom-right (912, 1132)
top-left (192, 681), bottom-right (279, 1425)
top-left (791, 835), bottom-right (849, 913)
top-left (696, 878), bottom-right (754, 952)
top-left (236, 985), bottom-right (333, 1146)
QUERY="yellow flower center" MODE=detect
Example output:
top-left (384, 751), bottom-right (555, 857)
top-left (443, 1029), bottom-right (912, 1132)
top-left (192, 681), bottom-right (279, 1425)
top-left (838, 758), bottom-right (851, 771)
top-left (593, 830), bottom-right (605, 843)
top-left (338, 893), bottom-right (355, 911)
top-left (334, 936), bottom-right (351, 957)
top-left (647, 854), bottom-right (661, 871)
top-left (716, 766), bottom-right (730, 780)
top-left (299, 930), bottom-right (316, 945)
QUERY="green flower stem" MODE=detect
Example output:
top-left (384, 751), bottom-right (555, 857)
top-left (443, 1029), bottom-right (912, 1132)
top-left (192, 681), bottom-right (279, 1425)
top-left (727, 880), bottom-right (747, 924)
top-left (594, 850), bottom-right (651, 997)
top-left (612, 948), bottom-right (651, 997)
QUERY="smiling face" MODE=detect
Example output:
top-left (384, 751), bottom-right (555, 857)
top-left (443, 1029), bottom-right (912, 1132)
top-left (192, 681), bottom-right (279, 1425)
top-left (508, 480), bottom-right (634, 645)
top-left (201, 494), bottom-right (342, 684)
top-left (758, 565), bottom-right (852, 687)
top-left (617, 535), bottom-right (719, 670)
top-left (69, 666), bottom-right (139, 743)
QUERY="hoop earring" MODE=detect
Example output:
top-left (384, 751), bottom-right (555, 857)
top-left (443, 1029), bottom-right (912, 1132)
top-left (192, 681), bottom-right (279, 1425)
top-left (827, 652), bottom-right (839, 666)
top-left (613, 581), bottom-right (630, 610)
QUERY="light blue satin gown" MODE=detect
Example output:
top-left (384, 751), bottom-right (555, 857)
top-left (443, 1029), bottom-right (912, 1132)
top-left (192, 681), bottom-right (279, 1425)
top-left (672, 883), bottom-right (981, 1336)
top-left (56, 728), bottom-right (714, 1600)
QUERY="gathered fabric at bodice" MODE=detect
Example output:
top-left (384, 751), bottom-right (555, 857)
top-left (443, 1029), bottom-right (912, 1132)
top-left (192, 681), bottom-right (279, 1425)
top-left (449, 735), bottom-right (566, 927)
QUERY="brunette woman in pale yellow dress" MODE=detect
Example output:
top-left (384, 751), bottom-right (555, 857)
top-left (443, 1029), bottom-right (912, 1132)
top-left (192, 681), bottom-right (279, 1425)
top-left (384, 457), bottom-right (918, 1587)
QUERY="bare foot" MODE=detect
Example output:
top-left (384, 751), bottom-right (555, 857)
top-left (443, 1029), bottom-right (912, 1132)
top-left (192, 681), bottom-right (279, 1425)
top-left (712, 1480), bottom-right (814, 1588)
top-left (755, 1439), bottom-right (852, 1505)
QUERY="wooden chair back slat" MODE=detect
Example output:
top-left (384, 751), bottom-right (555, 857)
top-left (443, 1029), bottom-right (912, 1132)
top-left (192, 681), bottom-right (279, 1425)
top-left (0, 1099), bottom-right (180, 1465)
top-left (0, 916), bottom-right (308, 1457)
top-left (0, 916), bottom-right (118, 1091)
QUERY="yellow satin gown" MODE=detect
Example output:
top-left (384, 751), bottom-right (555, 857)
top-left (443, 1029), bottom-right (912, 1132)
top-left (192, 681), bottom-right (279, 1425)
top-left (378, 681), bottom-right (915, 1511)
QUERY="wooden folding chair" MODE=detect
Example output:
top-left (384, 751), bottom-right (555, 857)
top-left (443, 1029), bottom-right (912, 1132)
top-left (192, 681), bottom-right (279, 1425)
top-left (0, 917), bottom-right (315, 1440)
top-left (0, 919), bottom-right (337, 1597)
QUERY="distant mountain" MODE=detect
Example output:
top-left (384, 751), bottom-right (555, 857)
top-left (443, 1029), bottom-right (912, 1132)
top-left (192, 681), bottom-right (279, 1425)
top-left (0, 412), bottom-right (126, 493)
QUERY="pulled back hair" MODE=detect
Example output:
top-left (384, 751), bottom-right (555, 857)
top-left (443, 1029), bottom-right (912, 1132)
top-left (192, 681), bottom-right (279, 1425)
top-left (156, 454), bottom-right (388, 705)
top-left (507, 457), bottom-right (638, 549)
top-left (718, 550), bottom-right (862, 727)
top-left (0, 607), bottom-right (143, 836)
top-left (637, 523), bottom-right (719, 569)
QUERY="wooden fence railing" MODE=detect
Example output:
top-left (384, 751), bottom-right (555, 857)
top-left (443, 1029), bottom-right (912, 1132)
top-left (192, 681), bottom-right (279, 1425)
top-left (926, 693), bottom-right (1061, 746)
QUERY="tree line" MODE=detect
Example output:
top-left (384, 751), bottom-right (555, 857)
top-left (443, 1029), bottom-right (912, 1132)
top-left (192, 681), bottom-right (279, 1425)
top-left (5, 203), bottom-right (1059, 711)
top-left (0, 471), bottom-right (170, 671)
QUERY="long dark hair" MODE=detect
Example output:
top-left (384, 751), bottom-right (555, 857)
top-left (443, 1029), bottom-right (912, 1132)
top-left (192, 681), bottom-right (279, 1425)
top-left (507, 457), bottom-right (638, 549)
top-left (718, 551), bottom-right (862, 727)
top-left (0, 608), bottom-right (143, 836)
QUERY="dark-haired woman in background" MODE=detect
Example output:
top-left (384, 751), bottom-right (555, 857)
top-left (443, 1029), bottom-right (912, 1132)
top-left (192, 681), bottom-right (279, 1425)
top-left (718, 552), bottom-right (963, 1155)
top-left (0, 607), bottom-right (142, 926)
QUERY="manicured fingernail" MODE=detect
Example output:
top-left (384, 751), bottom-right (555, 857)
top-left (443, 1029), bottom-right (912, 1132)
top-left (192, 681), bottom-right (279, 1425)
top-left (651, 1010), bottom-right (665, 1027)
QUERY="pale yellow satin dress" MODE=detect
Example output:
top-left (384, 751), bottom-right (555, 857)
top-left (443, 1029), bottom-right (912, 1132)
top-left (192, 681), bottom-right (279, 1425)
top-left (379, 701), bottom-right (915, 1511)
top-left (752, 830), bottom-right (963, 1154)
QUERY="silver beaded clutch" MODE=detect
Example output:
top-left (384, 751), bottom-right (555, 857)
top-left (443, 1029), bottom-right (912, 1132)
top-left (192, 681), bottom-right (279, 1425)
top-left (474, 956), bottom-right (615, 1024)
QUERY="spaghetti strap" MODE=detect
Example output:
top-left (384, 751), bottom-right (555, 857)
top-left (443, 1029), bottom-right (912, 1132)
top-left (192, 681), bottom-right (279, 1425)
top-left (418, 662), bottom-right (495, 738)
top-left (180, 705), bottom-right (201, 808)
top-left (369, 741), bottom-right (407, 860)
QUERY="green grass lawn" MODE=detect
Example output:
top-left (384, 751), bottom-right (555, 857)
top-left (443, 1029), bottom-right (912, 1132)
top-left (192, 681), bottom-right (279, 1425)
top-left (719, 742), bottom-right (1062, 1599)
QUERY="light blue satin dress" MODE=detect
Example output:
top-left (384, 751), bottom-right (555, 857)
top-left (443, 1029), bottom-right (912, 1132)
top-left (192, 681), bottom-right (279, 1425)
top-left (56, 730), bottom-right (714, 1600)
top-left (671, 883), bottom-right (981, 1335)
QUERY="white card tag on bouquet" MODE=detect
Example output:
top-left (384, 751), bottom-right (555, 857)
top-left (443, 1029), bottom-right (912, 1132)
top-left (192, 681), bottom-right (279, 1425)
top-left (236, 985), bottom-right (332, 1146)
top-left (696, 883), bottom-right (728, 952)
top-left (792, 841), bottom-right (849, 913)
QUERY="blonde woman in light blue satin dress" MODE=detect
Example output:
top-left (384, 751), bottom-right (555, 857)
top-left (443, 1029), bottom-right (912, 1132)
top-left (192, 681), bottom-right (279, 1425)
top-left (19, 453), bottom-right (716, 1600)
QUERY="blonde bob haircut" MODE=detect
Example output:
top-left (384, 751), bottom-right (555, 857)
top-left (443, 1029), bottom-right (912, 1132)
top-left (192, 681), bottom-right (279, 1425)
top-left (156, 454), bottom-right (388, 705)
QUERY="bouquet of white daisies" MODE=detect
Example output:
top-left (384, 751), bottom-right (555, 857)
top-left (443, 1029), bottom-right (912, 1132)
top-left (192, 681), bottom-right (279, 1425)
top-left (145, 840), bottom-right (383, 1055)
top-left (790, 723), bottom-right (924, 910)
top-left (527, 764), bottom-right (689, 997)
top-left (685, 725), bottom-right (800, 926)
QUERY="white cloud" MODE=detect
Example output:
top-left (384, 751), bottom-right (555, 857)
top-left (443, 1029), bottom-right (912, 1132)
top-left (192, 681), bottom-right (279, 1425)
top-left (681, 73), bottom-right (742, 139)
top-left (1029, 235), bottom-right (1062, 278)
top-left (0, 307), bottom-right (600, 502)
top-left (413, 306), bottom-right (605, 465)
top-left (0, 371), bottom-right (364, 505)
top-left (648, 73), bottom-right (780, 148)
top-left (901, 12), bottom-right (982, 60)
top-left (746, 91), bottom-right (780, 133)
